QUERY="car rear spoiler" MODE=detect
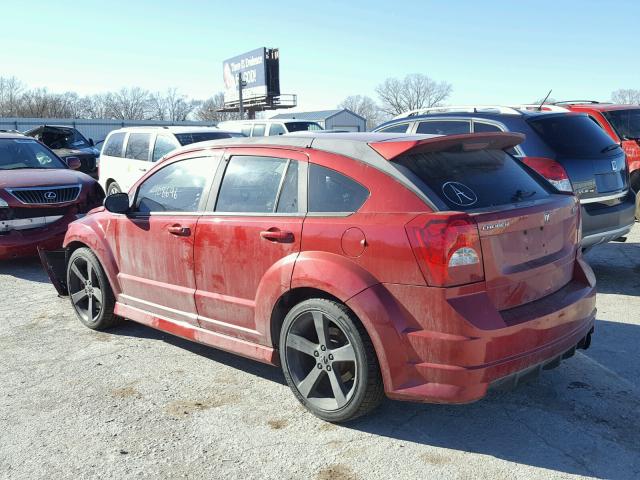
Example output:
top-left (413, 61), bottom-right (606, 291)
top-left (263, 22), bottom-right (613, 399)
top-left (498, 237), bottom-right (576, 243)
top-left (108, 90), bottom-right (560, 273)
top-left (368, 132), bottom-right (525, 161)
top-left (37, 247), bottom-right (69, 296)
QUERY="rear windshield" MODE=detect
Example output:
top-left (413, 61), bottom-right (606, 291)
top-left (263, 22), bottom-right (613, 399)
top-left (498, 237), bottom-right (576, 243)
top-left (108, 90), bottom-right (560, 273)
top-left (393, 149), bottom-right (550, 211)
top-left (174, 132), bottom-right (240, 146)
top-left (285, 122), bottom-right (323, 132)
top-left (528, 114), bottom-right (617, 157)
top-left (602, 109), bottom-right (640, 140)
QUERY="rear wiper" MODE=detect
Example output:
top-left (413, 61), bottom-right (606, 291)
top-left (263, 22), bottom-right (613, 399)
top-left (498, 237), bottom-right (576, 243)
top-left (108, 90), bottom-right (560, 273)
top-left (601, 143), bottom-right (620, 153)
top-left (512, 189), bottom-right (536, 202)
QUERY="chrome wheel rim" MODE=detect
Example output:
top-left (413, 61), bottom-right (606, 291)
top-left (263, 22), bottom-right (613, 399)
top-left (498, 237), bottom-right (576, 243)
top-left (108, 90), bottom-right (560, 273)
top-left (285, 310), bottom-right (357, 411)
top-left (68, 257), bottom-right (103, 323)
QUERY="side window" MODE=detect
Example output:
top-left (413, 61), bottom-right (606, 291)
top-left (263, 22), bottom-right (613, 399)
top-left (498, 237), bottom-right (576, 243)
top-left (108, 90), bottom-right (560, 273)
top-left (276, 161), bottom-right (299, 213)
top-left (125, 133), bottom-right (151, 161)
top-left (309, 164), bottom-right (369, 213)
top-left (134, 157), bottom-right (212, 214)
top-left (252, 124), bottom-right (266, 136)
top-left (240, 124), bottom-right (252, 137)
top-left (473, 122), bottom-right (502, 133)
top-left (416, 121), bottom-right (471, 135)
top-left (216, 156), bottom-right (289, 213)
top-left (103, 132), bottom-right (125, 157)
top-left (152, 134), bottom-right (179, 161)
top-left (378, 123), bottom-right (410, 133)
top-left (269, 123), bottom-right (286, 136)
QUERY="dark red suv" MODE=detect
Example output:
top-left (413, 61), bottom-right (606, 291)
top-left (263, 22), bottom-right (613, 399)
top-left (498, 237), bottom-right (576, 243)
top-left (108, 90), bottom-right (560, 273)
top-left (41, 132), bottom-right (596, 422)
top-left (0, 133), bottom-right (104, 260)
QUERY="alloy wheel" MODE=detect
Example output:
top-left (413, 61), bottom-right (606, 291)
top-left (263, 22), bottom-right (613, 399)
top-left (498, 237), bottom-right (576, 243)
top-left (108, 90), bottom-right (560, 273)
top-left (284, 310), bottom-right (358, 411)
top-left (68, 256), bottom-right (103, 323)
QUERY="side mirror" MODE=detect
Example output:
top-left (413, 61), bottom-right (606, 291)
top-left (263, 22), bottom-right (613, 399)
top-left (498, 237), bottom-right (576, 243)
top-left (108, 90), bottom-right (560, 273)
top-left (89, 138), bottom-right (95, 146)
top-left (104, 192), bottom-right (130, 214)
top-left (66, 157), bottom-right (82, 170)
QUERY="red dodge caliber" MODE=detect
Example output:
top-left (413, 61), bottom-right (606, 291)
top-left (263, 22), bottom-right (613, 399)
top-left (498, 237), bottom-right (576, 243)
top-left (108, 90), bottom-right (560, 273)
top-left (41, 132), bottom-right (596, 422)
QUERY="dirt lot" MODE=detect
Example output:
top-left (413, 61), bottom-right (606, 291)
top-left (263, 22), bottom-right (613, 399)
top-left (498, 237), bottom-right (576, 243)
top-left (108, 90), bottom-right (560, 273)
top-left (1, 225), bottom-right (639, 480)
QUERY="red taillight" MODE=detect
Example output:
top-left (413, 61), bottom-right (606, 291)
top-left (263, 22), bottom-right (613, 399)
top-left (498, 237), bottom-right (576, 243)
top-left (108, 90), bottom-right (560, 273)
top-left (521, 156), bottom-right (573, 192)
top-left (405, 213), bottom-right (484, 287)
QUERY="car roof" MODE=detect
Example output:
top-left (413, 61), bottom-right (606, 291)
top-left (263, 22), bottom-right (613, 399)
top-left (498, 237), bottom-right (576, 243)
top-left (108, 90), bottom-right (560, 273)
top-left (218, 119), bottom-right (320, 124)
top-left (110, 126), bottom-right (222, 134)
top-left (562, 103), bottom-right (640, 112)
top-left (0, 132), bottom-right (27, 139)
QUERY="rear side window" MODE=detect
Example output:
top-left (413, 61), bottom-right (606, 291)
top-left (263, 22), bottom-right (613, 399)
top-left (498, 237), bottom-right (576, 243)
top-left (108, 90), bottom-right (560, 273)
top-left (378, 123), bottom-right (410, 133)
top-left (174, 132), bottom-right (233, 146)
top-left (286, 122), bottom-right (323, 132)
top-left (309, 164), bottom-right (369, 213)
top-left (252, 124), bottom-right (266, 136)
top-left (416, 121), bottom-right (471, 135)
top-left (269, 123), bottom-right (286, 136)
top-left (103, 132), bottom-right (125, 157)
top-left (528, 115), bottom-right (617, 157)
top-left (473, 122), bottom-right (502, 133)
top-left (240, 125), bottom-right (252, 136)
top-left (393, 149), bottom-right (550, 211)
top-left (216, 156), bottom-right (289, 213)
top-left (152, 134), bottom-right (179, 161)
top-left (125, 133), bottom-right (151, 161)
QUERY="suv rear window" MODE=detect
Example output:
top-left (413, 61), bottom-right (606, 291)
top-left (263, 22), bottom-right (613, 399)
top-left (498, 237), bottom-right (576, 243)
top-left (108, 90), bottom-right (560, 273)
top-left (528, 115), bottom-right (616, 157)
top-left (393, 149), bottom-right (550, 211)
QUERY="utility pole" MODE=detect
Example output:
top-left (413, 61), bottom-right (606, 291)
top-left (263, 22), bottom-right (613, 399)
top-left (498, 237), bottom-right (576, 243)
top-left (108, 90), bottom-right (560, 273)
top-left (238, 72), bottom-right (246, 119)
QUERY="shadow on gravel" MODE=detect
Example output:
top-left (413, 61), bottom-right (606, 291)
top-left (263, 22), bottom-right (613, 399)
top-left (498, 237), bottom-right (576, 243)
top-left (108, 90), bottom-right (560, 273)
top-left (0, 257), bottom-right (49, 283)
top-left (108, 321), bottom-right (286, 386)
top-left (344, 318), bottom-right (640, 479)
top-left (586, 241), bottom-right (640, 296)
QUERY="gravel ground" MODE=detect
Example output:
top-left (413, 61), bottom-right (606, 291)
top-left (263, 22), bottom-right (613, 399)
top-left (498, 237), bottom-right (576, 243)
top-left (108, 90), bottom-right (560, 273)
top-left (1, 224), bottom-right (639, 480)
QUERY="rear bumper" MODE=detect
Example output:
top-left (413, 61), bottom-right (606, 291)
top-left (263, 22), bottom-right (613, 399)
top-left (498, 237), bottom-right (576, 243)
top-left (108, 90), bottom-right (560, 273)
top-left (581, 191), bottom-right (636, 246)
top-left (349, 258), bottom-right (597, 404)
top-left (0, 215), bottom-right (73, 260)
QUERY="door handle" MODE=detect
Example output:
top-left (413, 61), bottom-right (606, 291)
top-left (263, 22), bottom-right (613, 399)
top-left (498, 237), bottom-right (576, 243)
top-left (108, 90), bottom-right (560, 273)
top-left (260, 229), bottom-right (293, 243)
top-left (167, 225), bottom-right (191, 236)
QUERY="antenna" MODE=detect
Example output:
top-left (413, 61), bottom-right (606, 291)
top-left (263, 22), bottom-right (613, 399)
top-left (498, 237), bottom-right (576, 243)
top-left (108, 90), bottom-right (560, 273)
top-left (537, 90), bottom-right (552, 111)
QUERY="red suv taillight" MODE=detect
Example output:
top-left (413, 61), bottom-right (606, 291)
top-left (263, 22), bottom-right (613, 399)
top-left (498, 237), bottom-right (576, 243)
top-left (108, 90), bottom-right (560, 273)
top-left (521, 157), bottom-right (573, 192)
top-left (405, 213), bottom-right (484, 287)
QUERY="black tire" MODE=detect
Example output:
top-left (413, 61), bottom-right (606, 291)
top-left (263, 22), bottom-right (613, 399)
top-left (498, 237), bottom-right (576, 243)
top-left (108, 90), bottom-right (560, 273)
top-left (632, 172), bottom-right (640, 221)
top-left (279, 298), bottom-right (384, 423)
top-left (67, 247), bottom-right (121, 330)
top-left (107, 181), bottom-right (121, 196)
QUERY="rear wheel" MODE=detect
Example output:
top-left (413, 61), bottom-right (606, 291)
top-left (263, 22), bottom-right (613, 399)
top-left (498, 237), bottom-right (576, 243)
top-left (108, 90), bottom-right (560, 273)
top-left (631, 172), bottom-right (640, 221)
top-left (67, 247), bottom-right (121, 330)
top-left (107, 181), bottom-right (121, 196)
top-left (279, 298), bottom-right (384, 423)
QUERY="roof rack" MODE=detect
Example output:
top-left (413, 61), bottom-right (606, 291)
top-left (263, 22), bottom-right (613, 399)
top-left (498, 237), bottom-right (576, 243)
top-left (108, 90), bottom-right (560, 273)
top-left (552, 100), bottom-right (603, 105)
top-left (510, 104), bottom-right (569, 112)
top-left (392, 105), bottom-right (522, 119)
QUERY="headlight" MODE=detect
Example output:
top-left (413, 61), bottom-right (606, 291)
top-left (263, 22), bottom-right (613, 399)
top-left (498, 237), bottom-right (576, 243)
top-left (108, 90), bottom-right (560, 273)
top-left (0, 198), bottom-right (8, 208)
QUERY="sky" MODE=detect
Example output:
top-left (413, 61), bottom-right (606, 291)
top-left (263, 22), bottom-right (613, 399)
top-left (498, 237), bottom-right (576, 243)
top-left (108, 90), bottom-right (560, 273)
top-left (1, 0), bottom-right (639, 115)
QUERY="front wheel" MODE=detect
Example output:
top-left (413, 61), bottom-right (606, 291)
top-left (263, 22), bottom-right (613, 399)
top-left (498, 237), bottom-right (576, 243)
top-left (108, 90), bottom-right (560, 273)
top-left (279, 298), bottom-right (384, 423)
top-left (67, 247), bottom-right (121, 330)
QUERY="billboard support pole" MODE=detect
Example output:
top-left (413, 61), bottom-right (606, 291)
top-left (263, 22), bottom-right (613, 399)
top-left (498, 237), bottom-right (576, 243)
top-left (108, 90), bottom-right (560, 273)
top-left (238, 73), bottom-right (244, 119)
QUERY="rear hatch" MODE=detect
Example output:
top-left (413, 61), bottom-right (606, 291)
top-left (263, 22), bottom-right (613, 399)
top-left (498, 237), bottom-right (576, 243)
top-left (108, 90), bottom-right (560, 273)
top-left (527, 114), bottom-right (628, 201)
top-left (377, 134), bottom-right (579, 310)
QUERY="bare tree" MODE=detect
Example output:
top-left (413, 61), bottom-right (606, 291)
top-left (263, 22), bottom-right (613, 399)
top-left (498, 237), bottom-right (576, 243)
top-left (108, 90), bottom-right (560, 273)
top-left (611, 89), bottom-right (640, 105)
top-left (195, 92), bottom-right (241, 122)
top-left (375, 74), bottom-right (452, 116)
top-left (0, 76), bottom-right (24, 116)
top-left (103, 87), bottom-right (153, 120)
top-left (338, 95), bottom-right (385, 130)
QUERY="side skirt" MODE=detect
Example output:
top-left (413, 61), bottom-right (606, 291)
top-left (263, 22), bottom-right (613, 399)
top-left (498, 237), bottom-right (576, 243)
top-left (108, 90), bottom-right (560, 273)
top-left (114, 302), bottom-right (279, 366)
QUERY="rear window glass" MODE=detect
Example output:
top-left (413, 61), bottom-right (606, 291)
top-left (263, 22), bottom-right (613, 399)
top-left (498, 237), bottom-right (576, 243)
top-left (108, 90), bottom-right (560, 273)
top-left (103, 132), bottom-right (125, 157)
top-left (286, 122), bottom-right (323, 132)
top-left (125, 133), bottom-right (151, 161)
top-left (528, 115), bottom-right (617, 157)
top-left (473, 122), bottom-right (502, 133)
top-left (416, 121), bottom-right (471, 135)
top-left (309, 164), bottom-right (369, 213)
top-left (393, 149), bottom-right (550, 211)
top-left (174, 132), bottom-right (233, 146)
top-left (378, 123), bottom-right (410, 133)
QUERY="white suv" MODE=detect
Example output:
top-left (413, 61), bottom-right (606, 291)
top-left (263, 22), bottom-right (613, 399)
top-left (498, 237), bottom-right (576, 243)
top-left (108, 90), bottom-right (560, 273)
top-left (99, 126), bottom-right (242, 195)
top-left (216, 119), bottom-right (322, 137)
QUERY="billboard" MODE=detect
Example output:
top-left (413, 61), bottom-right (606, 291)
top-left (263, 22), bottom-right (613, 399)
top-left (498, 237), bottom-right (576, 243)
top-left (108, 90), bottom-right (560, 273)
top-left (223, 48), bottom-right (268, 104)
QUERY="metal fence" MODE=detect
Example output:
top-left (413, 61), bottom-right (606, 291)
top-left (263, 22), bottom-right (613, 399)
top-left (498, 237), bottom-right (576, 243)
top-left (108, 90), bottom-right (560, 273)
top-left (0, 117), bottom-right (216, 144)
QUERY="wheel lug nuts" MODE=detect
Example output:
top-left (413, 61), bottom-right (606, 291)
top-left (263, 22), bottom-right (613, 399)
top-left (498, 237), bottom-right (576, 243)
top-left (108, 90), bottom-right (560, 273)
top-left (326, 366), bottom-right (332, 371)
top-left (317, 363), bottom-right (322, 369)
top-left (320, 345), bottom-right (326, 351)
top-left (328, 354), bottom-right (334, 360)
top-left (313, 351), bottom-right (319, 357)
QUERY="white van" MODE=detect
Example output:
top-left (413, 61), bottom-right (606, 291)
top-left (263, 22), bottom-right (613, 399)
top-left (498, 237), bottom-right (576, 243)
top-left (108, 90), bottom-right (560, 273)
top-left (216, 119), bottom-right (323, 137)
top-left (99, 126), bottom-right (242, 195)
